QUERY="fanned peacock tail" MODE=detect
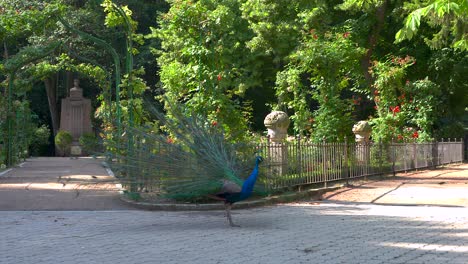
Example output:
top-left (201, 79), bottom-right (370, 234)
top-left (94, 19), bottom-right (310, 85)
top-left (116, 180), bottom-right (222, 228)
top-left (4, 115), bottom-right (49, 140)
top-left (104, 103), bottom-right (263, 201)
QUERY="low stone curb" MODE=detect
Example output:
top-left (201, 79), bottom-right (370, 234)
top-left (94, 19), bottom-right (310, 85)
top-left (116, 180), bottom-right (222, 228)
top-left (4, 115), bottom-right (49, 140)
top-left (119, 185), bottom-right (343, 211)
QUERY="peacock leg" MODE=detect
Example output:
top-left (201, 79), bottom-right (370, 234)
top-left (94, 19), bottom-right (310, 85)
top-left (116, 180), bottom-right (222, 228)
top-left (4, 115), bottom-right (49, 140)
top-left (226, 204), bottom-right (240, 227)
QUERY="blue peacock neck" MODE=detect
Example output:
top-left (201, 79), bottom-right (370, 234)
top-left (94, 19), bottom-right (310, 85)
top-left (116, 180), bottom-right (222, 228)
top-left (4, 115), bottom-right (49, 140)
top-left (239, 158), bottom-right (261, 199)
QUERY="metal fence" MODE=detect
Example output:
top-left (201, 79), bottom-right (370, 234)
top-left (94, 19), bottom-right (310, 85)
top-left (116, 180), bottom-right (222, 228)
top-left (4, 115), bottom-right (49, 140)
top-left (115, 137), bottom-right (464, 194)
top-left (258, 139), bottom-right (464, 189)
top-left (0, 106), bottom-right (32, 167)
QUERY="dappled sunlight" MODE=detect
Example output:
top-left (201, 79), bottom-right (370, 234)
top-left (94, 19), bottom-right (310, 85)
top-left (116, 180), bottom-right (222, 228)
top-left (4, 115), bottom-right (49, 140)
top-left (0, 183), bottom-right (68, 190)
top-left (379, 242), bottom-right (468, 253)
top-left (61, 174), bottom-right (111, 180)
top-left (0, 172), bottom-right (120, 191)
top-left (0, 182), bottom-right (120, 191)
top-left (284, 202), bottom-right (468, 220)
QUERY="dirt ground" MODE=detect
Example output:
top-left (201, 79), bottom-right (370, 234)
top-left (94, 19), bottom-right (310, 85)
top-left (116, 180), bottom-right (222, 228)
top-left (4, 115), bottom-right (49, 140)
top-left (320, 163), bottom-right (468, 207)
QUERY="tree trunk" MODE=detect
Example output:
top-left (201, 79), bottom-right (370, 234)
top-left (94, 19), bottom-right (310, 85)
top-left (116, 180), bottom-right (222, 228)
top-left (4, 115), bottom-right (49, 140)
top-left (361, 0), bottom-right (388, 88)
top-left (44, 76), bottom-right (59, 137)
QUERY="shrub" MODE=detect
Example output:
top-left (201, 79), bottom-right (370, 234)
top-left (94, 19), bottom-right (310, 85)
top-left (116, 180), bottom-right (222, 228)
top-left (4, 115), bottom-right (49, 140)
top-left (55, 130), bottom-right (73, 156)
top-left (79, 132), bottom-right (99, 154)
top-left (29, 125), bottom-right (51, 156)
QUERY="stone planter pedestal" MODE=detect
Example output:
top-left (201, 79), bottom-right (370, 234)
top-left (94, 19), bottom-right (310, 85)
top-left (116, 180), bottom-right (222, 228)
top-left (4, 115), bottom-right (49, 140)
top-left (352, 121), bottom-right (372, 165)
top-left (264, 111), bottom-right (290, 176)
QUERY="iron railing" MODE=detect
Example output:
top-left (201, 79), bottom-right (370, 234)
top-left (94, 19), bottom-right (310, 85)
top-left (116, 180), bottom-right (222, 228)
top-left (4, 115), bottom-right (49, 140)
top-left (257, 139), bottom-right (464, 189)
top-left (0, 105), bottom-right (32, 167)
top-left (115, 138), bottom-right (464, 193)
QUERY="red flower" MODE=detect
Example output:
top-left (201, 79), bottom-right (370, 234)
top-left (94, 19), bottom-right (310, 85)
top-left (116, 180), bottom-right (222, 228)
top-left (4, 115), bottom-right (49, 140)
top-left (167, 137), bottom-right (174, 144)
top-left (343, 32), bottom-right (350, 38)
top-left (211, 121), bottom-right (218, 126)
top-left (412, 131), bottom-right (419, 138)
top-left (217, 74), bottom-right (222, 81)
top-left (390, 105), bottom-right (400, 116)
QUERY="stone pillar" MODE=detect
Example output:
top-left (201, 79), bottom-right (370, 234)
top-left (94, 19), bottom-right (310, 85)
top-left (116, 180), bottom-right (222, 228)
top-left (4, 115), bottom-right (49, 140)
top-left (59, 79), bottom-right (93, 156)
top-left (264, 111), bottom-right (290, 176)
top-left (352, 121), bottom-right (372, 164)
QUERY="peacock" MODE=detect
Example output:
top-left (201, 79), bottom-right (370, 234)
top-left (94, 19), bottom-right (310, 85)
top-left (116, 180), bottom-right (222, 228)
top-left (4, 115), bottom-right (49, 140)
top-left (207, 155), bottom-right (263, 226)
top-left (107, 103), bottom-right (267, 227)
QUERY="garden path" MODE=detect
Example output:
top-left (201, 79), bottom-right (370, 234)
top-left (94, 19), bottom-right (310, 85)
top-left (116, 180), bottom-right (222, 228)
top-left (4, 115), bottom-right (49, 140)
top-left (0, 157), bottom-right (133, 210)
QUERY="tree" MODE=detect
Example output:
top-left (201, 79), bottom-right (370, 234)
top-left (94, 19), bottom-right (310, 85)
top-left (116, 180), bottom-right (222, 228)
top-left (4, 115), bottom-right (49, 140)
top-left (395, 0), bottom-right (468, 51)
top-left (152, 0), bottom-right (261, 138)
top-left (276, 30), bottom-right (364, 140)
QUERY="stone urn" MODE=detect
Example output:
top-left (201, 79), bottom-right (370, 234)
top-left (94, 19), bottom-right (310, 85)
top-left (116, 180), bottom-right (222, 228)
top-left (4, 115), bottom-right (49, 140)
top-left (352, 121), bottom-right (372, 167)
top-left (352, 121), bottom-right (372, 144)
top-left (264, 111), bottom-right (290, 143)
top-left (264, 111), bottom-right (290, 177)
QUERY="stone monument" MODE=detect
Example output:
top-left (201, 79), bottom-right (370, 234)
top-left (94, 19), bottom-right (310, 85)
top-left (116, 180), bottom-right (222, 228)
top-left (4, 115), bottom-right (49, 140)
top-left (59, 79), bottom-right (93, 156)
top-left (264, 111), bottom-right (290, 176)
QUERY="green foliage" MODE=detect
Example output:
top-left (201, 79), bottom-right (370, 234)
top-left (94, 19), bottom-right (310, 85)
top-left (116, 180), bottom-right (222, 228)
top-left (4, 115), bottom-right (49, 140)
top-left (395, 0), bottom-right (468, 51)
top-left (152, 0), bottom-right (260, 139)
top-left (1, 0), bottom-right (466, 170)
top-left (276, 30), bottom-right (364, 141)
top-left (55, 130), bottom-right (73, 156)
top-left (29, 124), bottom-right (51, 156)
top-left (368, 56), bottom-right (444, 143)
top-left (337, 0), bottom-right (385, 11)
top-left (0, 0), bottom-right (64, 42)
top-left (435, 120), bottom-right (466, 139)
top-left (368, 56), bottom-right (414, 142)
top-left (427, 48), bottom-right (468, 118)
top-left (101, 0), bottom-right (144, 47)
top-left (240, 0), bottom-right (302, 62)
top-left (101, 0), bottom-right (135, 28)
top-left (404, 79), bottom-right (442, 141)
top-left (3, 42), bottom-right (62, 73)
top-left (79, 132), bottom-right (99, 154)
top-left (0, 100), bottom-right (36, 164)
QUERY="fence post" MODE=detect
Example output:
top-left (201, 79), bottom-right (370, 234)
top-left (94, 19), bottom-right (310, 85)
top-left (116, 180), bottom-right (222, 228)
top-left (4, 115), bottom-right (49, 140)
top-left (322, 137), bottom-right (328, 188)
top-left (461, 138), bottom-right (465, 163)
top-left (378, 139), bottom-right (383, 175)
top-left (344, 136), bottom-right (349, 186)
top-left (448, 138), bottom-right (452, 163)
top-left (392, 138), bottom-right (396, 177)
top-left (464, 135), bottom-right (468, 161)
top-left (432, 140), bottom-right (438, 168)
top-left (403, 139), bottom-right (411, 173)
top-left (297, 135), bottom-right (302, 181)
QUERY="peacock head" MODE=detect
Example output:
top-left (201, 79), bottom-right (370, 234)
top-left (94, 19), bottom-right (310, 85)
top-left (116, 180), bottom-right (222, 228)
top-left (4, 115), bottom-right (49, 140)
top-left (255, 156), bottom-right (264, 164)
